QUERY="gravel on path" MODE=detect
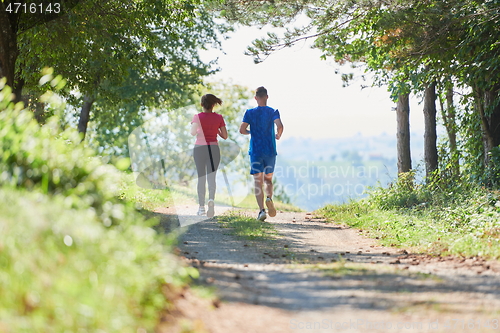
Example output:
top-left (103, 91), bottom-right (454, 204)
top-left (157, 207), bottom-right (500, 333)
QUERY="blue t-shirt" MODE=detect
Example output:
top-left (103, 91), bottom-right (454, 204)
top-left (242, 106), bottom-right (280, 157)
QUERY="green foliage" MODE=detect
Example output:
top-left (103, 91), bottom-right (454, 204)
top-left (0, 100), bottom-right (130, 226)
top-left (368, 171), bottom-right (420, 209)
top-left (19, 0), bottom-right (217, 97)
top-left (317, 199), bottom-right (370, 222)
top-left (0, 78), bottom-right (24, 112)
top-left (0, 82), bottom-right (198, 331)
top-left (318, 174), bottom-right (500, 258)
top-left (367, 167), bottom-right (482, 211)
top-left (485, 146), bottom-right (500, 188)
top-left (454, 0), bottom-right (500, 91)
top-left (118, 172), bottom-right (196, 211)
top-left (272, 178), bottom-right (292, 205)
top-left (0, 188), bottom-right (198, 332)
top-left (218, 0), bottom-right (500, 189)
top-left (83, 6), bottom-right (231, 153)
top-left (11, 0), bottom-right (231, 158)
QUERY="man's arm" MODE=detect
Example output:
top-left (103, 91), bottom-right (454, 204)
top-left (240, 122), bottom-right (250, 135)
top-left (274, 119), bottom-right (284, 140)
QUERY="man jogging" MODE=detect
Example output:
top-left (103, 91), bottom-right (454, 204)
top-left (240, 86), bottom-right (284, 221)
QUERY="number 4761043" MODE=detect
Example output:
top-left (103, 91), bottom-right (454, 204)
top-left (5, 2), bottom-right (61, 14)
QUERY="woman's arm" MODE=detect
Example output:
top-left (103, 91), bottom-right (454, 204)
top-left (190, 122), bottom-right (198, 136)
top-left (218, 126), bottom-right (228, 140)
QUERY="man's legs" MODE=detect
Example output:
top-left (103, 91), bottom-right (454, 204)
top-left (264, 172), bottom-right (276, 217)
top-left (250, 156), bottom-right (277, 220)
top-left (253, 172), bottom-right (265, 211)
top-left (264, 172), bottom-right (273, 199)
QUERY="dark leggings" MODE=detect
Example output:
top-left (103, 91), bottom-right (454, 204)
top-left (193, 145), bottom-right (221, 206)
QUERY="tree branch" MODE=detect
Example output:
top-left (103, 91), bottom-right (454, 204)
top-left (246, 11), bottom-right (365, 62)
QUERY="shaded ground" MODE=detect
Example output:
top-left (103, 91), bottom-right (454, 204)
top-left (156, 207), bottom-right (500, 333)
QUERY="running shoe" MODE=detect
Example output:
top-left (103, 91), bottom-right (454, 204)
top-left (257, 209), bottom-right (267, 221)
top-left (266, 197), bottom-right (276, 217)
top-left (197, 206), bottom-right (206, 216)
top-left (207, 199), bottom-right (215, 218)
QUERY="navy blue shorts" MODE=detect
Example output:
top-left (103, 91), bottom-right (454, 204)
top-left (250, 155), bottom-right (276, 175)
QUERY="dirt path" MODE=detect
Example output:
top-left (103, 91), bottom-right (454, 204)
top-left (157, 207), bottom-right (500, 333)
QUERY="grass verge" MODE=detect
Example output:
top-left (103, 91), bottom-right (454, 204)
top-left (119, 172), bottom-right (193, 211)
top-left (316, 198), bottom-right (500, 259)
top-left (119, 172), bottom-right (300, 213)
top-left (216, 210), bottom-right (279, 241)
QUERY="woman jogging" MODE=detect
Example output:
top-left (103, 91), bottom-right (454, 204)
top-left (191, 94), bottom-right (228, 217)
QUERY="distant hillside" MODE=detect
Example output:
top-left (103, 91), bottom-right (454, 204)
top-left (274, 133), bottom-right (425, 211)
top-left (276, 132), bottom-right (424, 162)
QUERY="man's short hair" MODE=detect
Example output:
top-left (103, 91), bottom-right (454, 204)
top-left (255, 86), bottom-right (267, 98)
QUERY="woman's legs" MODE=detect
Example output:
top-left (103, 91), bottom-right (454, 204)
top-left (193, 146), bottom-right (207, 206)
top-left (193, 145), bottom-right (221, 207)
top-left (206, 145), bottom-right (220, 201)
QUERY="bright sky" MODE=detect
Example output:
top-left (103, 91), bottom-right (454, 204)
top-left (204, 25), bottom-right (426, 139)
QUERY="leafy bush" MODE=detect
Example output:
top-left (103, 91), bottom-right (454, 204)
top-left (484, 146), bottom-right (500, 187)
top-left (0, 79), bottom-right (130, 226)
top-left (0, 189), bottom-right (197, 332)
top-left (367, 171), bottom-right (421, 209)
top-left (319, 170), bottom-right (500, 258)
top-left (0, 79), bottom-right (198, 331)
top-left (367, 168), bottom-right (479, 211)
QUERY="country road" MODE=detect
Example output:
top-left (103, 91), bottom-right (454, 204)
top-left (155, 207), bottom-right (500, 333)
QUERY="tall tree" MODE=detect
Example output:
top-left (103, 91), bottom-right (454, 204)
top-left (0, 0), bottom-right (81, 101)
top-left (3, 0), bottom-right (226, 140)
top-left (438, 80), bottom-right (460, 178)
top-left (218, 0), bottom-right (421, 176)
top-left (458, 7), bottom-right (500, 166)
top-left (217, 0), bottom-right (500, 184)
top-left (396, 93), bottom-right (411, 174)
top-left (423, 81), bottom-right (438, 178)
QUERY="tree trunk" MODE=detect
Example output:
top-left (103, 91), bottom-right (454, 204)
top-left (440, 83), bottom-right (460, 177)
top-left (474, 86), bottom-right (500, 166)
top-left (423, 82), bottom-right (438, 178)
top-left (78, 94), bottom-right (96, 140)
top-left (0, 7), bottom-right (19, 100)
top-left (396, 93), bottom-right (411, 174)
top-left (13, 77), bottom-right (24, 103)
top-left (34, 100), bottom-right (47, 123)
top-left (1, 1), bottom-right (82, 103)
